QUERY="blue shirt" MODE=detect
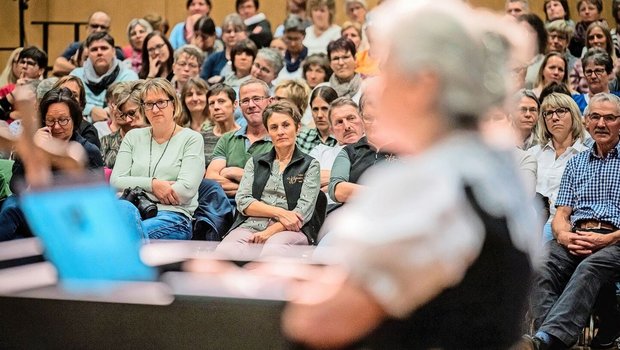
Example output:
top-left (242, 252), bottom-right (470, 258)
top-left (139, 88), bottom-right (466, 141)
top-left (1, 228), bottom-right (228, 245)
top-left (555, 141), bottom-right (620, 228)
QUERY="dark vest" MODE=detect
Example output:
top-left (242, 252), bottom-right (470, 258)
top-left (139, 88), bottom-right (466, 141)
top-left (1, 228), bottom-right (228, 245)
top-left (356, 185), bottom-right (533, 350)
top-left (344, 137), bottom-right (397, 184)
top-left (228, 147), bottom-right (326, 244)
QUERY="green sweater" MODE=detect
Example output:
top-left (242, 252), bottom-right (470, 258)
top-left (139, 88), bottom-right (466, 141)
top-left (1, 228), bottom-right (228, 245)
top-left (110, 127), bottom-right (205, 218)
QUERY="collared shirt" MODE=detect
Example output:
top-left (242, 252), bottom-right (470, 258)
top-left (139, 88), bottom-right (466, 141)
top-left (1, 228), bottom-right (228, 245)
top-left (236, 157), bottom-right (320, 232)
top-left (528, 139), bottom-right (588, 218)
top-left (555, 141), bottom-right (620, 228)
top-left (211, 125), bottom-right (273, 168)
top-left (296, 128), bottom-right (338, 155)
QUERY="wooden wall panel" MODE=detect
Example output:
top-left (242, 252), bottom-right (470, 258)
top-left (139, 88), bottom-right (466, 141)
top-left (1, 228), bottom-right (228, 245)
top-left (0, 0), bottom-right (616, 74)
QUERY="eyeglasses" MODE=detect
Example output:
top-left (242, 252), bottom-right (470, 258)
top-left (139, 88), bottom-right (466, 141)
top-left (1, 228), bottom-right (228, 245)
top-left (18, 59), bottom-right (38, 67)
top-left (587, 113), bottom-right (620, 123)
top-left (519, 107), bottom-right (538, 114)
top-left (584, 68), bottom-right (606, 77)
top-left (330, 54), bottom-right (353, 63)
top-left (118, 109), bottom-right (139, 120)
top-left (283, 35), bottom-right (303, 43)
top-left (89, 23), bottom-right (109, 30)
top-left (252, 62), bottom-right (272, 75)
top-left (175, 61), bottom-right (200, 69)
top-left (542, 107), bottom-right (570, 119)
top-left (142, 99), bottom-right (171, 110)
top-left (45, 118), bottom-right (71, 127)
top-left (147, 43), bottom-right (166, 54)
top-left (239, 96), bottom-right (268, 106)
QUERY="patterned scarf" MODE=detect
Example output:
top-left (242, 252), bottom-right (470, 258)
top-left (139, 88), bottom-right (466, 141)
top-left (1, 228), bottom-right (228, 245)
top-left (329, 73), bottom-right (362, 98)
top-left (83, 58), bottom-right (120, 95)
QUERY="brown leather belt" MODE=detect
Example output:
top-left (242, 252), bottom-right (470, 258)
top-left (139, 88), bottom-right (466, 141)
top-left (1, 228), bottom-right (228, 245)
top-left (575, 220), bottom-right (617, 231)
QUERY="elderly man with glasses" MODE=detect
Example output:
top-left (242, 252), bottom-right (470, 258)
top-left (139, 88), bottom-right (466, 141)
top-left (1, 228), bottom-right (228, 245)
top-left (53, 11), bottom-right (126, 77)
top-left (524, 92), bottom-right (620, 350)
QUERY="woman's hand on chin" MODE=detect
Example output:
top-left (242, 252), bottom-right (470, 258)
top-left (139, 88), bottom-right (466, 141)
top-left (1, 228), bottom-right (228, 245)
top-left (275, 209), bottom-right (303, 231)
top-left (152, 178), bottom-right (180, 205)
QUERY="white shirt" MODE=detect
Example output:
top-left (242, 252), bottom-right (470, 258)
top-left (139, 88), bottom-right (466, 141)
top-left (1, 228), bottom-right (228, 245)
top-left (309, 144), bottom-right (344, 206)
top-left (303, 25), bottom-right (342, 55)
top-left (324, 132), bottom-right (541, 318)
top-left (528, 139), bottom-right (588, 218)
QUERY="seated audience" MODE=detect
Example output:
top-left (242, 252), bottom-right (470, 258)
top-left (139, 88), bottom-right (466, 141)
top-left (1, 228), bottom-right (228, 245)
top-left (191, 15), bottom-right (223, 62)
top-left (543, 0), bottom-right (571, 23)
top-left (0, 48), bottom-right (22, 87)
top-left (302, 53), bottom-right (332, 89)
top-left (528, 93), bottom-right (587, 243)
top-left (584, 22), bottom-right (618, 81)
top-left (569, 0), bottom-right (605, 58)
top-left (304, 0), bottom-right (342, 55)
top-left (573, 48), bottom-right (620, 113)
top-left (71, 32), bottom-right (139, 123)
top-left (0, 46), bottom-right (47, 122)
top-left (205, 78), bottom-right (273, 198)
top-left (52, 75), bottom-right (102, 148)
top-left (110, 78), bottom-right (204, 240)
top-left (275, 15), bottom-right (308, 83)
top-left (223, 39), bottom-right (257, 89)
top-left (532, 52), bottom-right (568, 98)
top-left (0, 87), bottom-right (103, 241)
top-left (169, 0), bottom-right (212, 50)
top-left (310, 97), bottom-right (364, 199)
top-left (200, 14), bottom-right (247, 83)
top-left (144, 13), bottom-right (169, 36)
top-left (171, 45), bottom-right (204, 94)
top-left (123, 19), bottom-right (153, 74)
top-left (274, 0), bottom-right (311, 38)
top-left (250, 48), bottom-right (284, 91)
top-left (202, 83), bottom-right (241, 166)
top-left (505, 0), bottom-right (529, 18)
top-left (327, 38), bottom-right (362, 100)
top-left (179, 77), bottom-right (211, 133)
top-left (100, 81), bottom-right (145, 169)
top-left (344, 0), bottom-right (368, 23)
top-left (519, 13), bottom-right (549, 89)
top-left (511, 89), bottom-right (540, 149)
top-left (341, 21), bottom-right (363, 51)
top-left (216, 100), bottom-right (321, 256)
top-left (327, 93), bottom-right (396, 207)
top-left (546, 20), bottom-right (577, 73)
top-left (269, 38), bottom-right (287, 57)
top-left (296, 85), bottom-right (338, 153)
top-left (139, 32), bottom-right (174, 80)
top-left (525, 92), bottom-right (620, 350)
top-left (237, 0), bottom-right (273, 49)
top-left (273, 79), bottom-right (310, 120)
top-left (52, 12), bottom-right (124, 77)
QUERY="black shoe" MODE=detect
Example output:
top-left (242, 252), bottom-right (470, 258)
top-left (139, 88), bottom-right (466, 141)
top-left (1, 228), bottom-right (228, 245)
top-left (590, 332), bottom-right (620, 350)
top-left (520, 335), bottom-right (549, 350)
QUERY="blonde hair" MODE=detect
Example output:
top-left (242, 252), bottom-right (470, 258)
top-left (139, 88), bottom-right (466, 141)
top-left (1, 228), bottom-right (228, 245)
top-left (139, 78), bottom-right (183, 123)
top-left (274, 79), bottom-right (311, 115)
top-left (536, 92), bottom-right (584, 145)
top-left (0, 48), bottom-right (23, 86)
top-left (307, 0), bottom-right (336, 25)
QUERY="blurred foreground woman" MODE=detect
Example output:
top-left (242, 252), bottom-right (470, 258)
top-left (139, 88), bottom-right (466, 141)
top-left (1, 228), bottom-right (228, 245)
top-left (281, 1), bottom-right (541, 348)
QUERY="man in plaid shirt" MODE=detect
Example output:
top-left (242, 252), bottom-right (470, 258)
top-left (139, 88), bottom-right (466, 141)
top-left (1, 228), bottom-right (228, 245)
top-left (525, 93), bottom-right (620, 350)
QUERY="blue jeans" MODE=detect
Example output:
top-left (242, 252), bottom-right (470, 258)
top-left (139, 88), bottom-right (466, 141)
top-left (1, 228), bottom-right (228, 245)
top-left (542, 221), bottom-right (554, 243)
top-left (193, 179), bottom-right (234, 241)
top-left (0, 195), bottom-right (31, 241)
top-left (118, 200), bottom-right (192, 240)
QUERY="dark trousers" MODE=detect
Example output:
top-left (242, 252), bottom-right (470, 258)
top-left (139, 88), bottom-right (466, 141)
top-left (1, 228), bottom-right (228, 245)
top-left (192, 179), bottom-right (234, 241)
top-left (531, 237), bottom-right (620, 346)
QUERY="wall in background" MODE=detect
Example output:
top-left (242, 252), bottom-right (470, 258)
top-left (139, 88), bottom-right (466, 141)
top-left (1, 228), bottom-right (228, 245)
top-left (0, 0), bottom-right (615, 72)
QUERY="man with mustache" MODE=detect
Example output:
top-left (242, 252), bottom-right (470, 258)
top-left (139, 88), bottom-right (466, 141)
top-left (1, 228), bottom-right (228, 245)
top-left (308, 97), bottom-right (364, 202)
top-left (525, 93), bottom-right (620, 349)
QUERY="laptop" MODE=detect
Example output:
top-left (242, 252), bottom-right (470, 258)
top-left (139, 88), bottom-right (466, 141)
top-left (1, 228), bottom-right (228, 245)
top-left (18, 177), bottom-right (156, 286)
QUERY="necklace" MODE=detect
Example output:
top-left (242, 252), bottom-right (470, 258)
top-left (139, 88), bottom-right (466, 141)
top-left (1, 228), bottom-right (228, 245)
top-left (148, 123), bottom-right (177, 177)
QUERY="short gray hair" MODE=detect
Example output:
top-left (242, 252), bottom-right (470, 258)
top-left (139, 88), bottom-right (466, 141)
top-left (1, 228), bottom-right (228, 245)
top-left (174, 44), bottom-right (205, 66)
top-left (256, 48), bottom-right (284, 76)
top-left (585, 93), bottom-right (620, 116)
top-left (126, 19), bottom-right (153, 46)
top-left (239, 78), bottom-right (271, 98)
top-left (506, 0), bottom-right (529, 10)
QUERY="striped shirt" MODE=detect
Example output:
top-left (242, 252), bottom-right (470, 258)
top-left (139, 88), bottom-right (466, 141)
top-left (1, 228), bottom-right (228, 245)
top-left (555, 142), bottom-right (620, 228)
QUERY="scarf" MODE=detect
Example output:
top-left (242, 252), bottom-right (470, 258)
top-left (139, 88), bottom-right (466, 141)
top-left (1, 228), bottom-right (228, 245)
top-left (83, 58), bottom-right (121, 95)
top-left (329, 73), bottom-right (362, 98)
top-left (284, 47), bottom-right (308, 73)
